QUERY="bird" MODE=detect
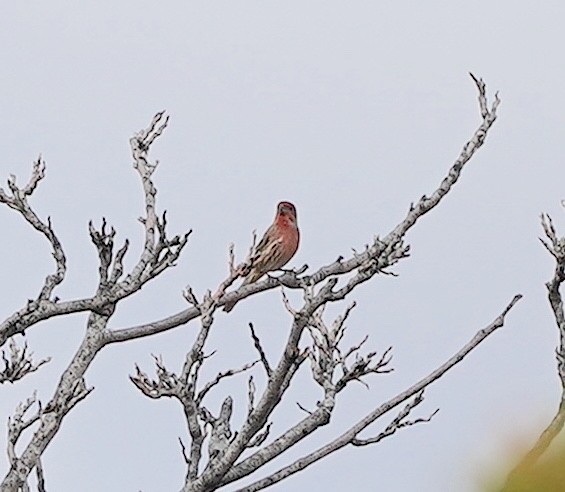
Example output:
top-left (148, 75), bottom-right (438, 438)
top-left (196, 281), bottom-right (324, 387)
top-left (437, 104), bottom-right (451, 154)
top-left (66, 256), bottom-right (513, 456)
top-left (224, 201), bottom-right (300, 311)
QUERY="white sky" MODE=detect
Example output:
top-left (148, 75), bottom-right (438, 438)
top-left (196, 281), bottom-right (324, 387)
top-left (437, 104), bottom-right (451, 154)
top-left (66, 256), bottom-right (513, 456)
top-left (0, 2), bottom-right (563, 491)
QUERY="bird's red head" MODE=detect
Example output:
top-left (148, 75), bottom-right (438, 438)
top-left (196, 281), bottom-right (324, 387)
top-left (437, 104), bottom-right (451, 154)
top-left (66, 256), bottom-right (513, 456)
top-left (277, 201), bottom-right (297, 219)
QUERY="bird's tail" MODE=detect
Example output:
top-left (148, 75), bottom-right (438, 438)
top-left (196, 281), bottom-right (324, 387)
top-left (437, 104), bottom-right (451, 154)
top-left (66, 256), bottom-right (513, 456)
top-left (223, 272), bottom-right (258, 312)
top-left (223, 298), bottom-right (236, 312)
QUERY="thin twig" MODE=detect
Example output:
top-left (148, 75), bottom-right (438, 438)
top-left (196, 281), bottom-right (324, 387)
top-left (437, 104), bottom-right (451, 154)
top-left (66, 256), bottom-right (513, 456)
top-left (234, 295), bottom-right (521, 491)
top-left (248, 323), bottom-right (272, 377)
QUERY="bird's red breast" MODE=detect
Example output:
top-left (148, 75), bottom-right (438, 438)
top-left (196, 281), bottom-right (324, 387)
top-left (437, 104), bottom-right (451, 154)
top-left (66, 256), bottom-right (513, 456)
top-left (274, 201), bottom-right (299, 263)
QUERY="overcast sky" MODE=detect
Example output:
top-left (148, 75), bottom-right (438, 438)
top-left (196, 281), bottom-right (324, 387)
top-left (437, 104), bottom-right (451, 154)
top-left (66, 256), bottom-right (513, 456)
top-left (0, 2), bottom-right (563, 491)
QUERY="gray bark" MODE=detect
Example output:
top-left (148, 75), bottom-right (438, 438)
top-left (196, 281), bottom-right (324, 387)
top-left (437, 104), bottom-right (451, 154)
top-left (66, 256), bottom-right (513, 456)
top-left (0, 76), bottom-right (521, 492)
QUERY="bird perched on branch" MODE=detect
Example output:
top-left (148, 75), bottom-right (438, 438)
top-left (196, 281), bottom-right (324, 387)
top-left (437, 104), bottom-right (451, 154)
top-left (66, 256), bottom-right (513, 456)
top-left (224, 201), bottom-right (300, 312)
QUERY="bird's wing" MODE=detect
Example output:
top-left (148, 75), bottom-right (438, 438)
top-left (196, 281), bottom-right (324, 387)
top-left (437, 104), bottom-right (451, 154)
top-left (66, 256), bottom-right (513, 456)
top-left (252, 225), bottom-right (275, 256)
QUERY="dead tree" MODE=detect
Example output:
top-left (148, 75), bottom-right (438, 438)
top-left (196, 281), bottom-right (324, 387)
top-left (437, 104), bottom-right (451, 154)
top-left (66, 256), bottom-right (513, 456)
top-left (0, 75), bottom-right (521, 492)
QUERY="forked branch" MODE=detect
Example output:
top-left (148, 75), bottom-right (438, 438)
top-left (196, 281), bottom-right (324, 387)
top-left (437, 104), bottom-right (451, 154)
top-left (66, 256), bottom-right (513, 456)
top-left (237, 295), bottom-right (521, 491)
top-left (505, 213), bottom-right (565, 485)
top-left (0, 75), bottom-right (514, 492)
top-left (108, 72), bottom-right (501, 344)
top-left (0, 338), bottom-right (50, 384)
top-left (0, 112), bottom-right (191, 490)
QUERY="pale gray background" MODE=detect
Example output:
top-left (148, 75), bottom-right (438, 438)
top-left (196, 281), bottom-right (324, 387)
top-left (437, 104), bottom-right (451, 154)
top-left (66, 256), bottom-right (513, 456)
top-left (0, 2), bottom-right (561, 491)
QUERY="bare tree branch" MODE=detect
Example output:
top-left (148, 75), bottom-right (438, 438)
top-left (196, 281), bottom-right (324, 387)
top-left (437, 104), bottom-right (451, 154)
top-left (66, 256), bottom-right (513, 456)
top-left (174, 73), bottom-right (506, 492)
top-left (234, 295), bottom-right (521, 491)
top-left (504, 213), bottom-right (565, 485)
top-left (197, 361), bottom-right (259, 406)
top-left (247, 376), bottom-right (256, 418)
top-left (0, 297), bottom-right (101, 348)
top-left (120, 111), bottom-right (191, 290)
top-left (211, 397), bottom-right (234, 460)
top-left (129, 355), bottom-right (179, 399)
top-left (7, 392), bottom-right (42, 467)
top-left (0, 112), bottom-right (189, 490)
top-left (131, 290), bottom-right (256, 484)
top-left (0, 158), bottom-right (71, 347)
top-left (247, 423), bottom-right (272, 449)
top-left (36, 456), bottom-right (46, 492)
top-left (248, 323), bottom-right (272, 377)
top-left (541, 213), bottom-right (565, 387)
top-left (351, 391), bottom-right (439, 446)
top-left (0, 113), bottom-right (191, 348)
top-left (2, 314), bottom-right (103, 489)
top-left (0, 158), bottom-right (67, 303)
top-left (0, 338), bottom-right (50, 384)
top-left (0, 74), bottom-right (511, 492)
top-left (107, 73), bottom-right (500, 345)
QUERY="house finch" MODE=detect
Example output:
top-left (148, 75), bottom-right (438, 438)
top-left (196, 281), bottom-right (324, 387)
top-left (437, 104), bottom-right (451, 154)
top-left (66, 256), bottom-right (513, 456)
top-left (224, 201), bottom-right (300, 311)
